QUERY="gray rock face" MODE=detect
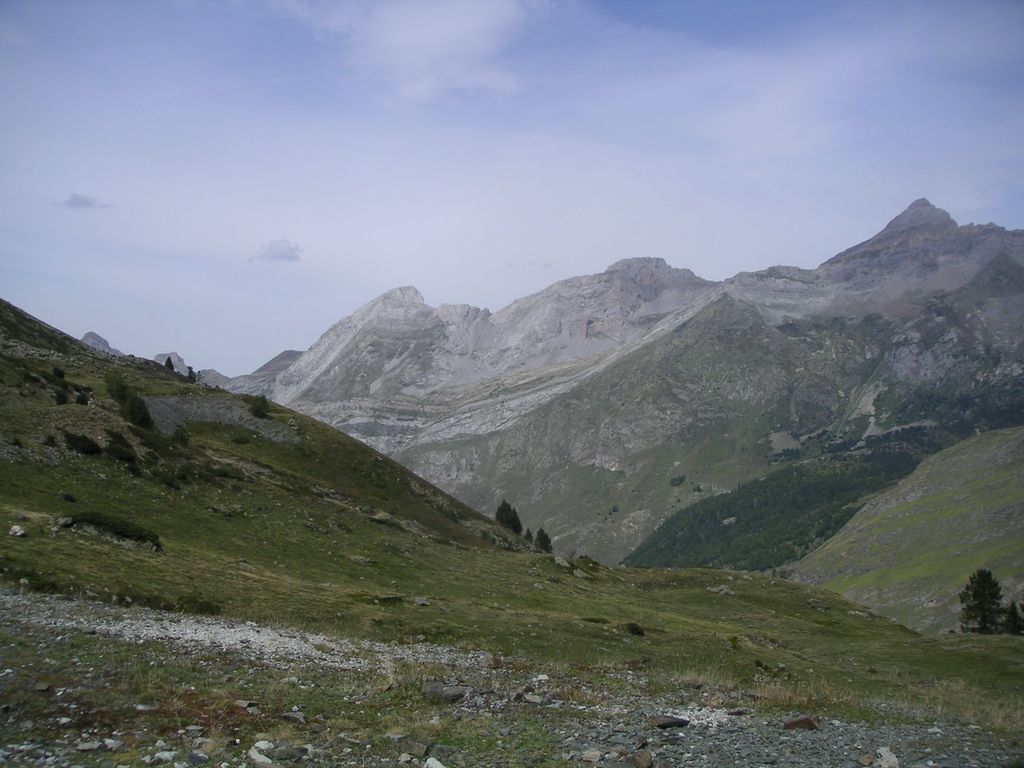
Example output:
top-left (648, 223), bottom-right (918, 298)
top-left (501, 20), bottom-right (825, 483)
top-left (217, 202), bottom-right (1024, 562)
top-left (224, 350), bottom-right (303, 395)
top-left (154, 352), bottom-right (189, 376)
top-left (196, 368), bottom-right (231, 388)
top-left (253, 258), bottom-right (717, 455)
top-left (81, 331), bottom-right (123, 356)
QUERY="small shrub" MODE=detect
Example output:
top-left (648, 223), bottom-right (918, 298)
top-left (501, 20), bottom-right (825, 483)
top-left (51, 366), bottom-right (65, 379)
top-left (176, 594), bottom-right (221, 615)
top-left (75, 391), bottom-right (89, 405)
top-left (64, 431), bottom-right (102, 455)
top-left (104, 431), bottom-right (138, 464)
top-left (622, 622), bottom-right (646, 636)
top-left (123, 394), bottom-right (153, 429)
top-left (43, 434), bottom-right (57, 447)
top-left (250, 394), bottom-right (271, 418)
top-left (105, 371), bottom-right (129, 403)
top-left (61, 492), bottom-right (76, 502)
top-left (231, 433), bottom-right (251, 445)
top-left (171, 426), bottom-right (190, 446)
top-left (68, 510), bottom-right (162, 550)
top-left (156, 469), bottom-right (182, 489)
top-left (669, 474), bottom-right (687, 487)
top-left (53, 388), bottom-right (69, 405)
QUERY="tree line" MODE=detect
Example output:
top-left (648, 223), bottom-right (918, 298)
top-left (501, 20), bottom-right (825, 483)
top-left (959, 569), bottom-right (1023, 635)
top-left (495, 499), bottom-right (552, 553)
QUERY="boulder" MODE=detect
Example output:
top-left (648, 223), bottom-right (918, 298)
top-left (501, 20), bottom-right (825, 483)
top-left (782, 715), bottom-right (820, 730)
top-left (422, 680), bottom-right (469, 703)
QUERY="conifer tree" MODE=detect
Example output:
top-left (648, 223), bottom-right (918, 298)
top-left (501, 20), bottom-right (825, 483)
top-left (959, 569), bottom-right (1004, 634)
top-left (1005, 601), bottom-right (1024, 635)
top-left (495, 499), bottom-right (522, 534)
top-left (535, 527), bottom-right (552, 553)
top-left (524, 527), bottom-right (533, 544)
top-left (164, 356), bottom-right (174, 372)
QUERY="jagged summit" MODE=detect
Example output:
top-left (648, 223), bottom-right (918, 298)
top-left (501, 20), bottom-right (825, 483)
top-left (822, 198), bottom-right (963, 273)
top-left (605, 256), bottom-right (671, 273)
top-left (374, 286), bottom-right (426, 305)
top-left (878, 197), bottom-right (956, 236)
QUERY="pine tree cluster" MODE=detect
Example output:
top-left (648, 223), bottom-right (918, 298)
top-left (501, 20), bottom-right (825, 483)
top-left (959, 569), bottom-right (1023, 635)
top-left (495, 499), bottom-right (553, 553)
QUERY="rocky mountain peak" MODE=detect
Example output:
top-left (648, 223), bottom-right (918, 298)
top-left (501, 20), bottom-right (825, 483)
top-left (878, 198), bottom-right (956, 237)
top-left (81, 331), bottom-right (123, 357)
top-left (605, 256), bottom-right (672, 274)
top-left (346, 285), bottom-right (431, 328)
top-left (375, 286), bottom-right (426, 305)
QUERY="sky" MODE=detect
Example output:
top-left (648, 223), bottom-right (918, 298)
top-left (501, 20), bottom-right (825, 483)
top-left (1, 1), bottom-right (1022, 376)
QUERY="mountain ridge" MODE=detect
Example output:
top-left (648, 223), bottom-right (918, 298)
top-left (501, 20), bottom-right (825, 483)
top-left (211, 200), bottom-right (1024, 562)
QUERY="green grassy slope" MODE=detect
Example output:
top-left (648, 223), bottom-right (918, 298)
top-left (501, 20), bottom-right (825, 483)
top-left (792, 427), bottom-right (1024, 633)
top-left (1, 297), bottom-right (1023, 733)
top-left (624, 449), bottom-right (922, 570)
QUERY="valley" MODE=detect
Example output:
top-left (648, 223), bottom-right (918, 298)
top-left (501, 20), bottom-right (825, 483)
top-left (1, 289), bottom-right (1023, 766)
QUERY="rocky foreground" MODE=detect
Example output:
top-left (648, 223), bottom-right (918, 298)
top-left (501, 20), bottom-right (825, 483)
top-left (1, 590), bottom-right (1020, 768)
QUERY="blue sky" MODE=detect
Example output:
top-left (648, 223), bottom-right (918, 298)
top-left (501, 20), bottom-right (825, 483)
top-left (1, 0), bottom-right (1022, 375)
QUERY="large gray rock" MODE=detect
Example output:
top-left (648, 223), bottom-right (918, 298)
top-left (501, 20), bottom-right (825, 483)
top-left (81, 331), bottom-right (123, 356)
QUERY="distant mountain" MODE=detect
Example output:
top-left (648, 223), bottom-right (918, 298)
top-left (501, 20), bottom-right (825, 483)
top-left (81, 331), bottom-right (123, 357)
top-left (209, 349), bottom-right (303, 395)
top-left (217, 200), bottom-right (1024, 562)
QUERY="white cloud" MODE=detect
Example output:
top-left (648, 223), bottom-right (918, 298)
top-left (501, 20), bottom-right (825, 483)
top-left (56, 193), bottom-right (109, 210)
top-left (253, 238), bottom-right (303, 262)
top-left (277, 0), bottom-right (540, 102)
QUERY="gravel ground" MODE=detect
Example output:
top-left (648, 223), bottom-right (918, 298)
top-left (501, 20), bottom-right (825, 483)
top-left (0, 590), bottom-right (487, 673)
top-left (1, 590), bottom-right (1021, 768)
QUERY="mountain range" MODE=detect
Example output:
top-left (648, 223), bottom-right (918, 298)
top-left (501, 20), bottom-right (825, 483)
top-left (5, 293), bottom-right (1023, 756)
top-left (203, 199), bottom-right (1024, 568)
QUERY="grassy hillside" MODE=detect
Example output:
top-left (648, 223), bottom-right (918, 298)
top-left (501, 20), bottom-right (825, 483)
top-left (792, 426), bottom-right (1024, 634)
top-left (2, 297), bottom-right (1024, 743)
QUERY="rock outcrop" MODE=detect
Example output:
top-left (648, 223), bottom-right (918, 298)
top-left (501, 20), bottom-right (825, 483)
top-left (81, 332), bottom-right (123, 357)
top-left (154, 352), bottom-right (189, 376)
